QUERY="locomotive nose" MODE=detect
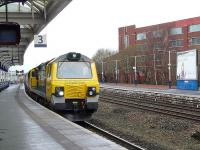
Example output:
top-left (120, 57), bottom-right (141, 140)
top-left (64, 83), bottom-right (87, 99)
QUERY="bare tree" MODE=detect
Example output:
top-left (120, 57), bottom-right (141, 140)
top-left (92, 49), bottom-right (117, 81)
top-left (146, 27), bottom-right (169, 85)
top-left (92, 49), bottom-right (116, 63)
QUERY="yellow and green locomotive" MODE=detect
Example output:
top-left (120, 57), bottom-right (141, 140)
top-left (25, 52), bottom-right (99, 116)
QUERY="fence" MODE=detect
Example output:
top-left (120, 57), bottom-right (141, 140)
top-left (98, 51), bottom-right (177, 85)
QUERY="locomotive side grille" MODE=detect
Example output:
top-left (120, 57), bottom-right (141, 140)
top-left (64, 84), bottom-right (86, 99)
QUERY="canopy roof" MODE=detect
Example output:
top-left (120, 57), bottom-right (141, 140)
top-left (0, 0), bottom-right (72, 71)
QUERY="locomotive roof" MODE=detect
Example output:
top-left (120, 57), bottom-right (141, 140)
top-left (53, 52), bottom-right (92, 62)
top-left (35, 58), bottom-right (55, 70)
top-left (28, 53), bottom-right (92, 73)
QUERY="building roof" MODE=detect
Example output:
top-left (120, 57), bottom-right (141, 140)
top-left (120, 16), bottom-right (200, 31)
top-left (0, 0), bottom-right (72, 71)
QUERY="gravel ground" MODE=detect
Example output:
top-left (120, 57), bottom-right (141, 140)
top-left (88, 101), bottom-right (200, 150)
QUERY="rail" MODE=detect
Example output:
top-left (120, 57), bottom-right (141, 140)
top-left (78, 121), bottom-right (145, 150)
top-left (100, 89), bottom-right (200, 122)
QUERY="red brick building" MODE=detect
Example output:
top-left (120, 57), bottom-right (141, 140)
top-left (102, 17), bottom-right (200, 85)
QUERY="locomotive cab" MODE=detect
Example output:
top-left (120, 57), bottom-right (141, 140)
top-left (46, 52), bottom-right (99, 113)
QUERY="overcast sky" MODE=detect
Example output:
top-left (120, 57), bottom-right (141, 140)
top-left (10, 0), bottom-right (200, 72)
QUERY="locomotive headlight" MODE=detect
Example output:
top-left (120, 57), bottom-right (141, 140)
top-left (88, 87), bottom-right (96, 96)
top-left (55, 87), bottom-right (64, 97)
top-left (89, 91), bottom-right (93, 96)
top-left (58, 91), bottom-right (64, 96)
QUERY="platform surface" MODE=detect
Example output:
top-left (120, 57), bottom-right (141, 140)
top-left (0, 85), bottom-right (127, 150)
top-left (101, 83), bottom-right (200, 97)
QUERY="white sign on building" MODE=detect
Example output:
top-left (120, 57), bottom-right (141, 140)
top-left (34, 34), bottom-right (47, 47)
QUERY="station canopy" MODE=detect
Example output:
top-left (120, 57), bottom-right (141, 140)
top-left (0, 0), bottom-right (72, 71)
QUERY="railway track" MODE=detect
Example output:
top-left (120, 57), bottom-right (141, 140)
top-left (100, 93), bottom-right (200, 122)
top-left (78, 121), bottom-right (145, 150)
top-left (102, 92), bottom-right (200, 113)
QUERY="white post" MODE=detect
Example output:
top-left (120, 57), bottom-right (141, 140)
top-left (168, 51), bottom-right (171, 88)
top-left (134, 56), bottom-right (137, 84)
top-left (115, 60), bottom-right (118, 83)
top-left (154, 54), bottom-right (158, 85)
top-left (126, 56), bottom-right (129, 83)
top-left (101, 61), bottom-right (104, 82)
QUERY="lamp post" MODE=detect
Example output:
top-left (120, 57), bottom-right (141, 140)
top-left (115, 60), bottom-right (119, 84)
top-left (111, 60), bottom-right (120, 84)
top-left (101, 61), bottom-right (104, 83)
top-left (168, 50), bottom-right (176, 88)
top-left (168, 51), bottom-right (172, 88)
top-left (130, 56), bottom-right (137, 85)
top-left (153, 53), bottom-right (158, 85)
top-left (158, 50), bottom-right (176, 88)
top-left (134, 56), bottom-right (137, 85)
top-left (126, 56), bottom-right (130, 83)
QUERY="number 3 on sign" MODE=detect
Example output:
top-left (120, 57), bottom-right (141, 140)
top-left (38, 35), bottom-right (43, 44)
top-left (34, 34), bottom-right (47, 47)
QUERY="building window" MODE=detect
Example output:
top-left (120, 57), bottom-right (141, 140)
top-left (125, 27), bottom-right (128, 33)
top-left (136, 33), bottom-right (146, 40)
top-left (124, 35), bottom-right (129, 48)
top-left (170, 40), bottom-right (183, 47)
top-left (155, 54), bottom-right (161, 61)
top-left (189, 24), bottom-right (200, 32)
top-left (169, 27), bottom-right (182, 35)
top-left (153, 42), bottom-right (162, 49)
top-left (120, 36), bottom-right (123, 49)
top-left (190, 37), bottom-right (200, 45)
top-left (152, 30), bottom-right (162, 37)
top-left (137, 55), bottom-right (146, 62)
top-left (136, 44), bottom-right (147, 50)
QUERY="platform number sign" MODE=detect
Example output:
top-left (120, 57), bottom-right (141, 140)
top-left (34, 34), bottom-right (47, 47)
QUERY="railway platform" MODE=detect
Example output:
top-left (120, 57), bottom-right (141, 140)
top-left (0, 85), bottom-right (127, 150)
top-left (101, 83), bottom-right (200, 97)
